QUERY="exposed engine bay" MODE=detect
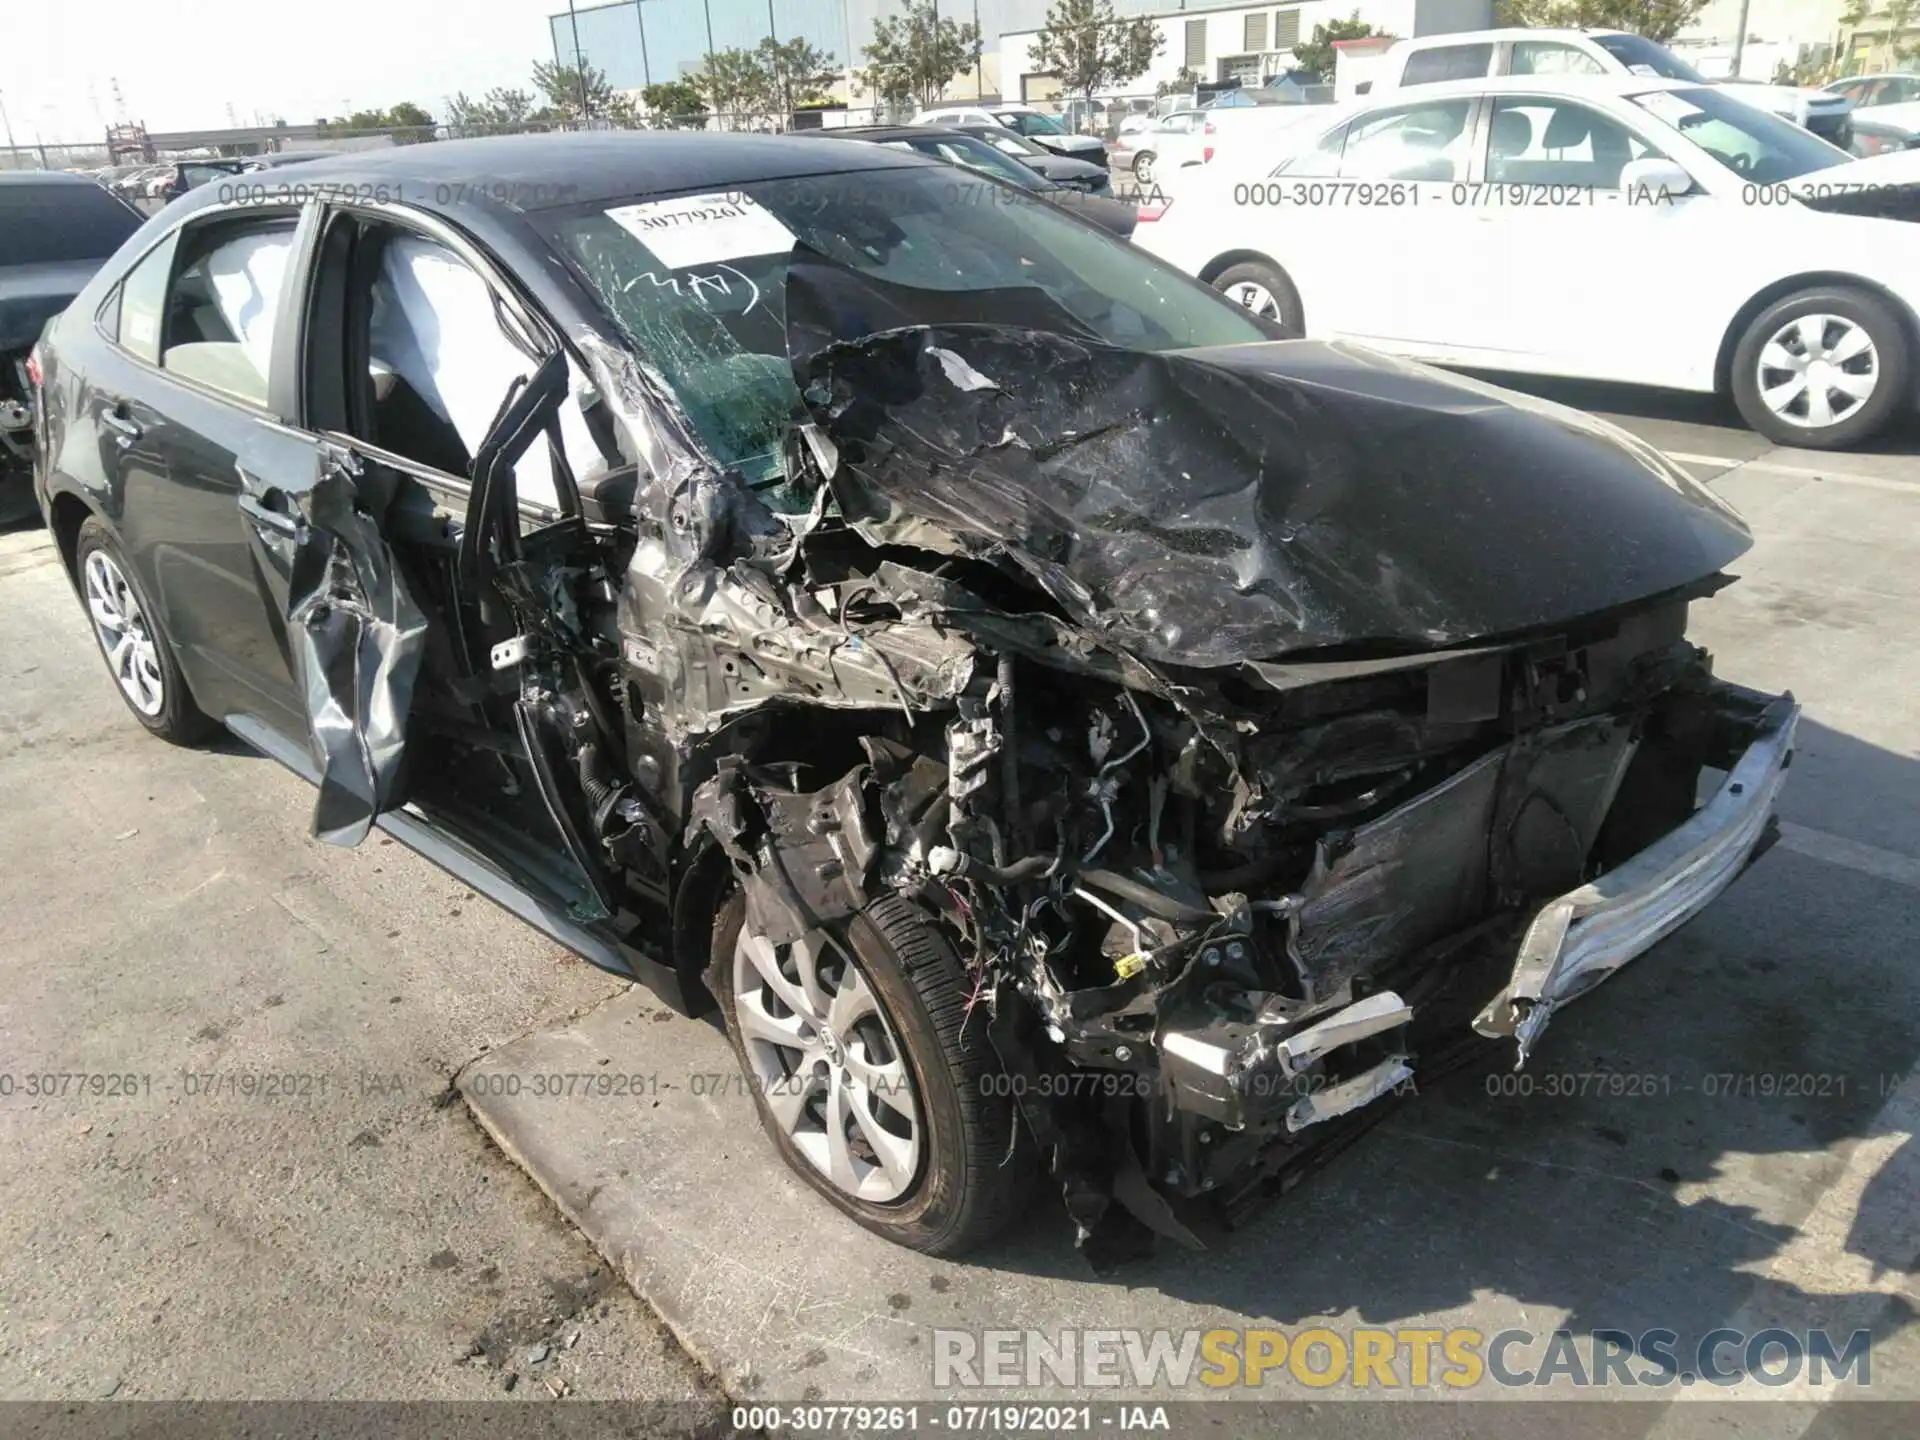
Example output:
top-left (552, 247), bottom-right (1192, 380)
top-left (264, 253), bottom-right (1794, 1256)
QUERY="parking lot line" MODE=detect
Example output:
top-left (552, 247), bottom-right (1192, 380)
top-left (1669, 453), bottom-right (1920, 496)
top-left (1779, 822), bottom-right (1920, 892)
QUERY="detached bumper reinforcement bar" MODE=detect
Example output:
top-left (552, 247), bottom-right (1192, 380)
top-left (1474, 695), bottom-right (1800, 1066)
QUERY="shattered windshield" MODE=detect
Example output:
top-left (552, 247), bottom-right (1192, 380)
top-left (541, 168), bottom-right (1269, 493)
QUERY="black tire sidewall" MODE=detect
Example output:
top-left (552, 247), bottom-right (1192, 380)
top-left (1731, 286), bottom-right (1912, 449)
top-left (713, 892), bottom-right (1020, 1254)
top-left (74, 516), bottom-right (215, 745)
top-left (1214, 260), bottom-right (1305, 338)
top-left (1134, 152), bottom-right (1155, 185)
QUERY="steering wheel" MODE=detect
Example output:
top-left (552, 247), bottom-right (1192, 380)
top-left (1724, 150), bottom-right (1756, 175)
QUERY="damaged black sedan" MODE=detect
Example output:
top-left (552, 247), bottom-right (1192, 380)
top-left (32, 134), bottom-right (1798, 1258)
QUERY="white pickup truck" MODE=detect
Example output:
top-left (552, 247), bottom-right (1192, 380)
top-left (1360, 28), bottom-right (1854, 148)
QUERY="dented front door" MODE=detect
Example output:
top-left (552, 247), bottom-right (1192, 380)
top-left (237, 436), bottom-right (428, 845)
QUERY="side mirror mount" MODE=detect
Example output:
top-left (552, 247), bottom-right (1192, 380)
top-left (1621, 157), bottom-right (1695, 204)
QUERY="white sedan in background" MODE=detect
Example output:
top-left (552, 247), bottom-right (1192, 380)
top-left (1133, 74), bottom-right (1920, 448)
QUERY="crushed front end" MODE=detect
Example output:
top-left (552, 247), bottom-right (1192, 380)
top-left (850, 604), bottom-right (1796, 1247)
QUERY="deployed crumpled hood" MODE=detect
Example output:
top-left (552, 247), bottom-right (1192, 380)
top-left (797, 327), bottom-right (1752, 669)
top-left (0, 259), bottom-right (99, 353)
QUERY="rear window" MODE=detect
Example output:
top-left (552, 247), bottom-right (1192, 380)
top-left (1400, 44), bottom-right (1494, 86)
top-left (0, 182), bottom-right (142, 266)
top-left (1591, 33), bottom-right (1708, 82)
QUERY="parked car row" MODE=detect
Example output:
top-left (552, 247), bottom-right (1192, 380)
top-left (0, 172), bottom-right (144, 521)
top-left (1136, 72), bottom-right (1920, 448)
top-left (24, 129), bottom-right (1801, 1262)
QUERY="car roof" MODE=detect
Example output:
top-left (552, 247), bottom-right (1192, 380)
top-left (0, 169), bottom-right (102, 187)
top-left (248, 131), bottom-right (933, 210)
top-left (1391, 27), bottom-right (1628, 46)
top-left (790, 125), bottom-right (973, 143)
top-left (1367, 73), bottom-right (1704, 102)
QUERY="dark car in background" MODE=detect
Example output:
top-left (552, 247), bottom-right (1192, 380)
top-left (948, 123), bottom-right (1115, 193)
top-left (794, 125), bottom-right (1136, 236)
top-left (0, 171), bottom-right (144, 521)
top-left (34, 133), bottom-right (1796, 1260)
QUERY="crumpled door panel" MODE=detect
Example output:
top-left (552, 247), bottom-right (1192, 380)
top-left (241, 446), bottom-right (427, 846)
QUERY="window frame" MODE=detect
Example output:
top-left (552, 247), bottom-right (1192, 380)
top-left (295, 198), bottom-right (582, 516)
top-left (1398, 42), bottom-right (1496, 88)
top-left (1480, 93), bottom-right (1669, 190)
top-left (1509, 40), bottom-right (1609, 78)
top-left (92, 200), bottom-right (315, 420)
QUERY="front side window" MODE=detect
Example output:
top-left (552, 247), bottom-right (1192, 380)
top-left (542, 169), bottom-right (1273, 488)
top-left (1399, 44), bottom-right (1493, 86)
top-left (1337, 99), bottom-right (1476, 181)
top-left (1486, 98), bottom-right (1664, 188)
top-left (999, 111), bottom-right (1067, 136)
top-left (1511, 41), bottom-right (1608, 77)
top-left (1631, 86), bottom-right (1851, 183)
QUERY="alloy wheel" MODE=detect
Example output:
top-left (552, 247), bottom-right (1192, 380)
top-left (1755, 313), bottom-right (1878, 430)
top-left (83, 549), bottom-right (165, 717)
top-left (732, 927), bottom-right (922, 1202)
top-left (1227, 281), bottom-right (1284, 324)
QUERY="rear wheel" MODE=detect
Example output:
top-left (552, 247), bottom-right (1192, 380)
top-left (713, 889), bottom-right (1030, 1255)
top-left (1212, 260), bottom-right (1306, 339)
top-left (74, 516), bottom-right (218, 746)
top-left (1730, 286), bottom-right (1911, 449)
top-left (1132, 151), bottom-right (1156, 187)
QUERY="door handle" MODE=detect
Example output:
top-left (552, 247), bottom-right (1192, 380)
top-left (238, 488), bottom-right (302, 538)
top-left (101, 406), bottom-right (142, 442)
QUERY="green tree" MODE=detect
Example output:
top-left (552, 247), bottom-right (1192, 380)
top-left (753, 37), bottom-right (839, 117)
top-left (1031, 0), bottom-right (1164, 106)
top-left (693, 47), bottom-right (771, 126)
top-left (317, 102), bottom-right (436, 142)
top-left (641, 78), bottom-right (709, 130)
top-left (531, 60), bottom-right (636, 124)
top-left (860, 0), bottom-right (982, 109)
top-left (1156, 66), bottom-right (1199, 98)
top-left (446, 87), bottom-right (539, 136)
top-left (1292, 14), bottom-right (1387, 81)
top-left (1496, 0), bottom-right (1709, 44)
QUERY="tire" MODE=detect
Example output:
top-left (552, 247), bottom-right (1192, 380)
top-left (1212, 259), bottom-right (1306, 338)
top-left (1133, 151), bottom-right (1156, 187)
top-left (1730, 285), bottom-right (1912, 449)
top-left (713, 889), bottom-right (1031, 1255)
top-left (74, 516), bottom-right (219, 746)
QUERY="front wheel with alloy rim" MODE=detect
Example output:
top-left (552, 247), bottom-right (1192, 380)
top-left (74, 516), bottom-right (218, 745)
top-left (1211, 260), bottom-right (1305, 339)
top-left (713, 889), bottom-right (1030, 1254)
top-left (1730, 286), bottom-right (1911, 449)
top-left (1132, 152), bottom-right (1155, 187)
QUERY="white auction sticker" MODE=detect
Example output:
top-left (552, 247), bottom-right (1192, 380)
top-left (603, 191), bottom-right (796, 270)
